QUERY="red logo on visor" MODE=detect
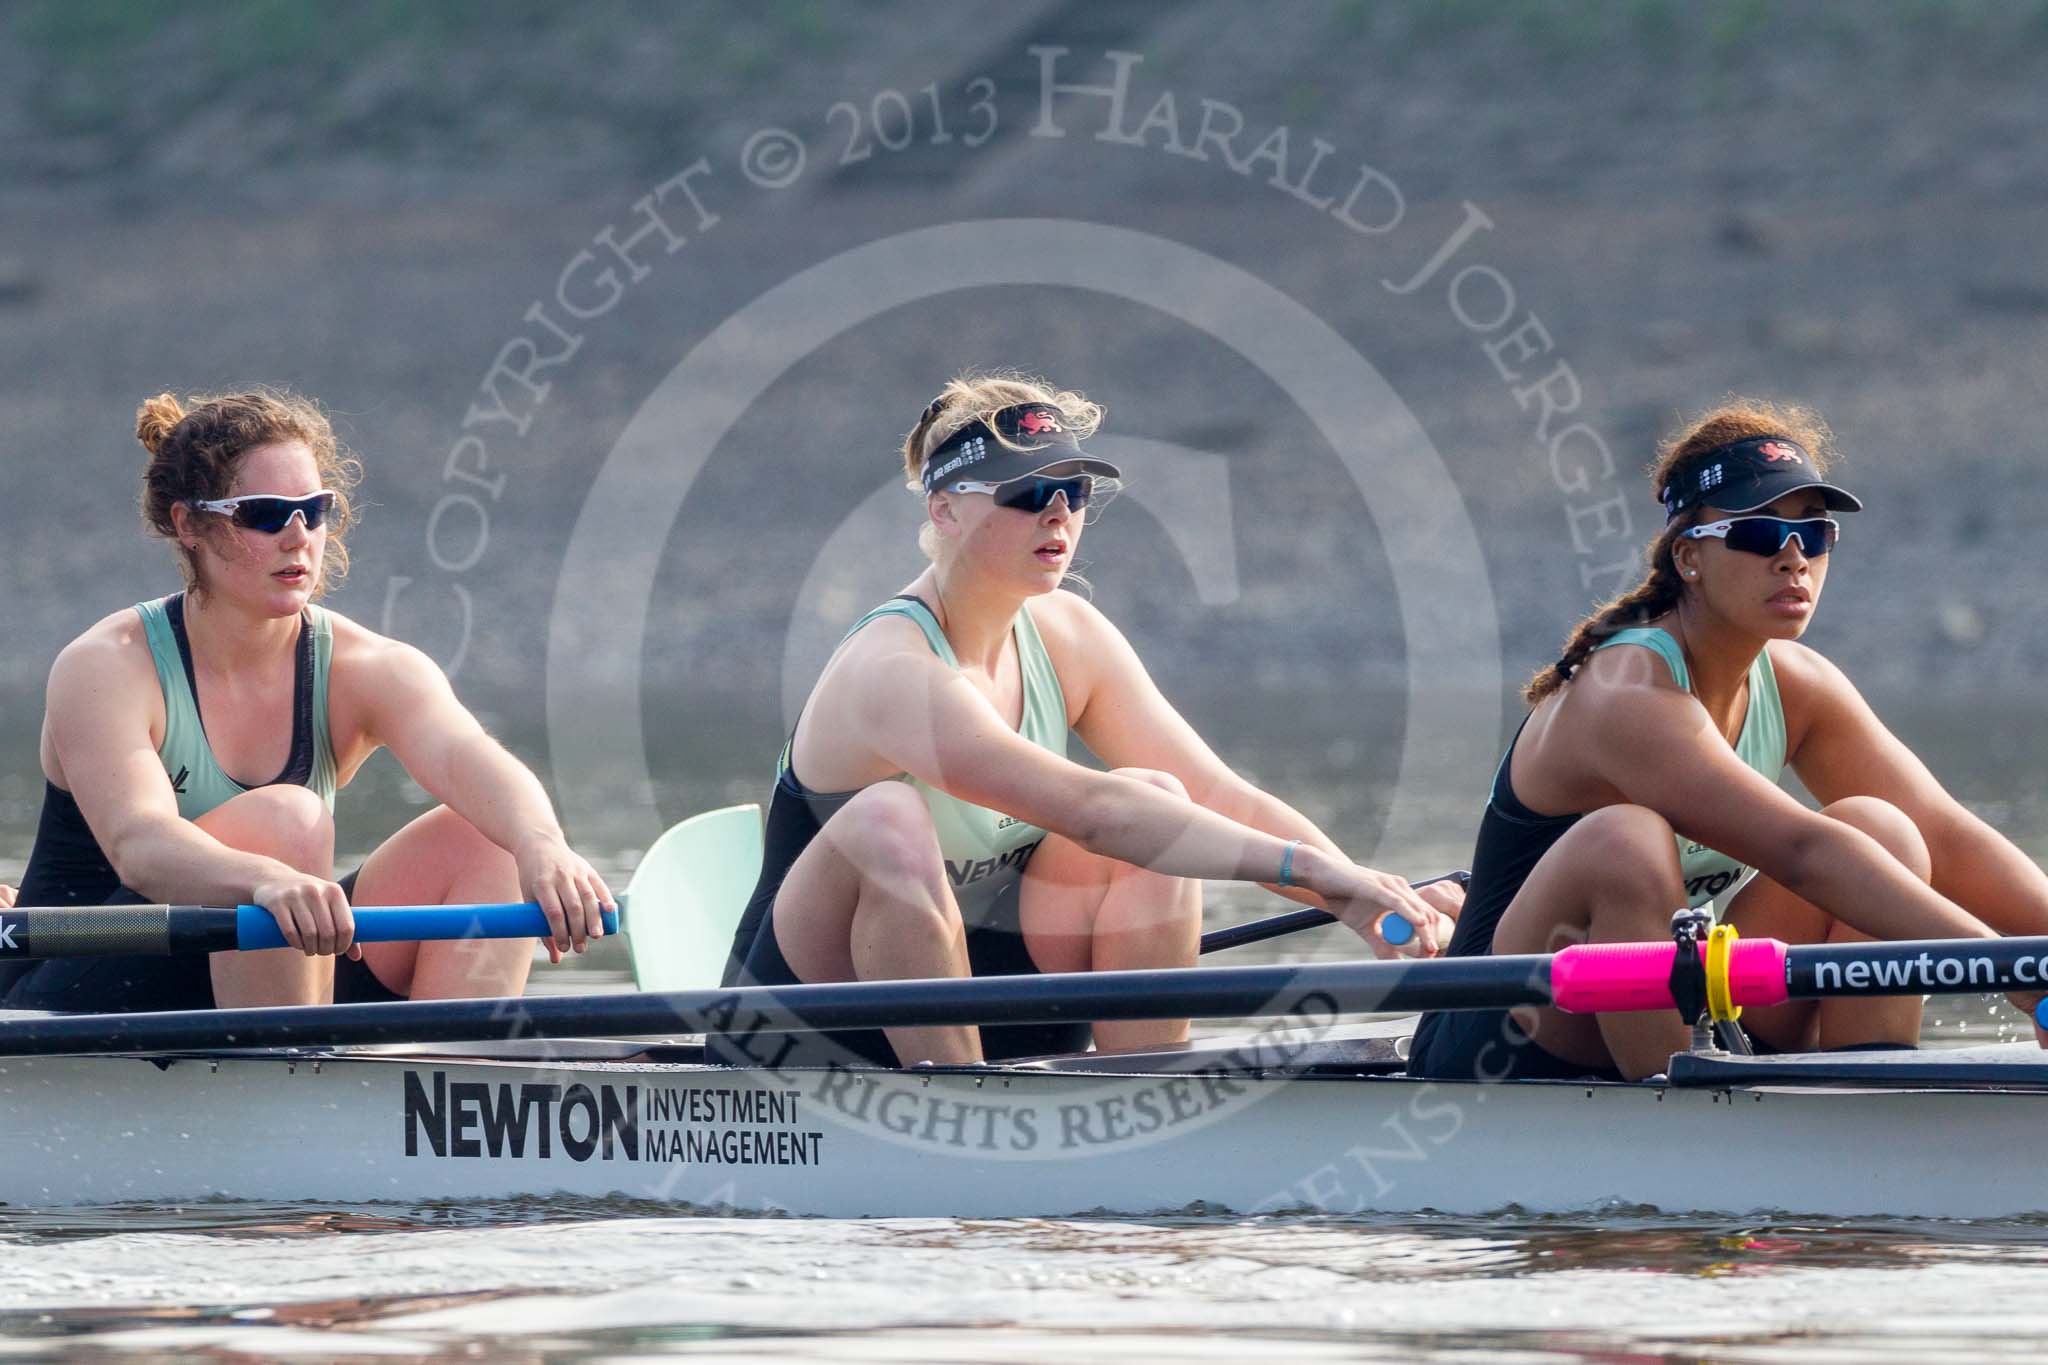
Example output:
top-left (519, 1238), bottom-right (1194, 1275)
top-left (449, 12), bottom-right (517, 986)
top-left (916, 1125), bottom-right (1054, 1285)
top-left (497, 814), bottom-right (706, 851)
top-left (1016, 410), bottom-right (1064, 437)
top-left (1758, 440), bottom-right (1803, 464)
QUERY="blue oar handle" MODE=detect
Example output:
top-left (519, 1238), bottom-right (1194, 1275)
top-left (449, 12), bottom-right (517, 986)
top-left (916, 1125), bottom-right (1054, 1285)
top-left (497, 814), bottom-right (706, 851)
top-left (235, 902), bottom-right (619, 951)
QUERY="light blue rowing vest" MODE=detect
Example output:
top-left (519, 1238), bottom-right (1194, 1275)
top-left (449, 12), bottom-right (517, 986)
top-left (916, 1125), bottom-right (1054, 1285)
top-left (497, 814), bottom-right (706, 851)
top-left (1592, 627), bottom-right (1787, 910)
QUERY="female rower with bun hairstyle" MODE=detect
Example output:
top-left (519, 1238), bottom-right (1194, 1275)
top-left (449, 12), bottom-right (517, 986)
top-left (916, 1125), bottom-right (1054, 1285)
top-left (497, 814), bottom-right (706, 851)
top-left (708, 371), bottom-right (1462, 1069)
top-left (0, 390), bottom-right (612, 1013)
top-left (1408, 400), bottom-right (2048, 1083)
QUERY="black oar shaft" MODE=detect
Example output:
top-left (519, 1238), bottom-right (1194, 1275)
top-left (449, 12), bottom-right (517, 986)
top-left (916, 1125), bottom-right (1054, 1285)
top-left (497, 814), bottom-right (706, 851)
top-left (1200, 870), bottom-right (1471, 955)
top-left (1788, 937), bottom-right (2048, 998)
top-left (11, 934), bottom-right (2048, 1060)
top-left (0, 955), bottom-right (1558, 1057)
top-left (1201, 906), bottom-right (1338, 955)
top-left (0, 906), bottom-right (238, 959)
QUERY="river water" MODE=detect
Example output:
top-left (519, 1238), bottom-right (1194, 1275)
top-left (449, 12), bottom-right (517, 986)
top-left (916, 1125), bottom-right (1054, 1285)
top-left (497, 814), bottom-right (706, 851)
top-left (8, 1199), bottom-right (2048, 1360)
top-left (2, 699), bottom-right (2046, 1360)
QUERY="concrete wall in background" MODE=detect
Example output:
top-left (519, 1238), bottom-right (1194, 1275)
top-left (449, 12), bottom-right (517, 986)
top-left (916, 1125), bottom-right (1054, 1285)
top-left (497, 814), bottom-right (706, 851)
top-left (4, 2), bottom-right (2045, 854)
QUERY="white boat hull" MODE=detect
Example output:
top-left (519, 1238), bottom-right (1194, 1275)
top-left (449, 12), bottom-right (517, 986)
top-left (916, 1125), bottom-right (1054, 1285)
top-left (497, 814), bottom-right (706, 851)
top-left (3, 1041), bottom-right (2044, 1219)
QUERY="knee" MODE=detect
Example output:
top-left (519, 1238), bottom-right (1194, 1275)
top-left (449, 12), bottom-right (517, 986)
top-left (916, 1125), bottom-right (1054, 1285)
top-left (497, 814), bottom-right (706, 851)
top-left (202, 784), bottom-right (334, 871)
top-left (1571, 805), bottom-right (1684, 908)
top-left (1821, 796), bottom-right (1931, 881)
top-left (415, 805), bottom-right (511, 869)
top-left (834, 784), bottom-right (948, 900)
top-left (1107, 770), bottom-right (1190, 875)
top-left (1575, 804), bottom-right (1677, 865)
top-left (1112, 767), bottom-right (1190, 801)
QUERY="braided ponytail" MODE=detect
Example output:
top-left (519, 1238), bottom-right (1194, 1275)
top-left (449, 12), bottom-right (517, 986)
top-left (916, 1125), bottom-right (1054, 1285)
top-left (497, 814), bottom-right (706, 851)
top-left (1523, 395), bottom-right (1839, 706)
top-left (1523, 520), bottom-right (1691, 703)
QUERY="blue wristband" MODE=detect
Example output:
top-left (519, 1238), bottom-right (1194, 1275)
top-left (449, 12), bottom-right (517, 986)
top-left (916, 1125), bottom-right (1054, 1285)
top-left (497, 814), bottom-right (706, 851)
top-left (1277, 839), bottom-right (1301, 888)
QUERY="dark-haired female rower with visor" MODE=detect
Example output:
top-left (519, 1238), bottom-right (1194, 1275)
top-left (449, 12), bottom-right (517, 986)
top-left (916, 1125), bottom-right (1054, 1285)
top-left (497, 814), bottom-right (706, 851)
top-left (2, 389), bottom-right (611, 1015)
top-left (708, 371), bottom-right (1462, 1069)
top-left (1408, 400), bottom-right (2048, 1084)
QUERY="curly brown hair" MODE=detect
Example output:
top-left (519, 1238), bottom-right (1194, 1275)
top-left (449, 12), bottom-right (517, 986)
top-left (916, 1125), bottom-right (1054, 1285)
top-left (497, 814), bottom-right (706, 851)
top-left (135, 389), bottom-right (362, 598)
top-left (1523, 398), bottom-right (1838, 705)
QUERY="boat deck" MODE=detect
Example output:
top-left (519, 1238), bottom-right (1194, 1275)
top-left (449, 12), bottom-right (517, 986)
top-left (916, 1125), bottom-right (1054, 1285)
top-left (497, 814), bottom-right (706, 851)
top-left (81, 1018), bottom-right (2048, 1094)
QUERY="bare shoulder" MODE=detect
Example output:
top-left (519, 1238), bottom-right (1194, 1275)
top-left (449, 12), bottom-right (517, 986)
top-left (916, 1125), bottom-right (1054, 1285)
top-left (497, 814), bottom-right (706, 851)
top-left (1569, 635), bottom-right (1690, 698)
top-left (1025, 587), bottom-right (1113, 646)
top-left (1763, 637), bottom-right (1861, 737)
top-left (322, 610), bottom-right (457, 767)
top-left (50, 609), bottom-right (157, 693)
top-left (831, 609), bottom-right (943, 668)
top-left (1027, 588), bottom-right (1129, 673)
top-left (1026, 587), bottom-right (1100, 628)
top-left (323, 607), bottom-right (440, 682)
top-left (1762, 637), bottom-right (1847, 694)
top-left (319, 605), bottom-right (381, 657)
top-left (811, 611), bottom-right (950, 718)
top-left (43, 610), bottom-right (163, 770)
top-left (1543, 641), bottom-right (1695, 752)
top-left (791, 612), bottom-right (952, 787)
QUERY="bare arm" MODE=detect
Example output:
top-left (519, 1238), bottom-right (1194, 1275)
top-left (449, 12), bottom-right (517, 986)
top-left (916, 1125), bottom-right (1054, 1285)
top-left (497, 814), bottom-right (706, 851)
top-left (1059, 598), bottom-right (1463, 925)
top-left (1783, 644), bottom-right (2048, 935)
top-left (851, 631), bottom-right (1444, 953)
top-left (1584, 671), bottom-right (1991, 943)
top-left (48, 625), bottom-right (352, 953)
top-left (1066, 599), bottom-right (1336, 845)
top-left (356, 636), bottom-right (611, 957)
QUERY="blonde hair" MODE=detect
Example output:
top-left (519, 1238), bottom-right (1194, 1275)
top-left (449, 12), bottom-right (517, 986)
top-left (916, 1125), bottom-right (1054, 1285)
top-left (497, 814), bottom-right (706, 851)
top-left (901, 370), bottom-right (1105, 561)
top-left (136, 388), bottom-right (362, 598)
top-left (1524, 397), bottom-right (1839, 704)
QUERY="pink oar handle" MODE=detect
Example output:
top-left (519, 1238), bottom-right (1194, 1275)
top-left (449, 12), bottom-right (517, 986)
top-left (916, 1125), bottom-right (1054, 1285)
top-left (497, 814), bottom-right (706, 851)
top-left (1550, 937), bottom-right (1790, 1014)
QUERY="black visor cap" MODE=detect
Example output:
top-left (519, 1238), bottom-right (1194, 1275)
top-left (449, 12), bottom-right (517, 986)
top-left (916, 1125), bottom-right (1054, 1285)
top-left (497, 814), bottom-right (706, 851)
top-left (920, 403), bottom-right (1121, 493)
top-left (1663, 436), bottom-right (1863, 520)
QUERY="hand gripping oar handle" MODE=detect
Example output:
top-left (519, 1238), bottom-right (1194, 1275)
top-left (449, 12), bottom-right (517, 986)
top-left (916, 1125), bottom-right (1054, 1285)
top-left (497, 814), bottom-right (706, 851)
top-left (1199, 870), bottom-right (1470, 955)
top-left (233, 903), bottom-right (621, 952)
top-left (0, 903), bottom-right (619, 959)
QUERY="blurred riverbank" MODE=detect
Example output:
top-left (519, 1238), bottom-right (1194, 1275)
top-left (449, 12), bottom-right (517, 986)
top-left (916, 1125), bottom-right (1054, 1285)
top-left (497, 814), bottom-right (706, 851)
top-left (3, 0), bottom-right (2046, 883)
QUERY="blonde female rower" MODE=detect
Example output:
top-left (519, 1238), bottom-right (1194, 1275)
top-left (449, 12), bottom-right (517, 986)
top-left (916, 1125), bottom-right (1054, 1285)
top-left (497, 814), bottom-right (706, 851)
top-left (709, 372), bottom-right (1462, 1069)
top-left (2, 391), bottom-right (611, 1013)
top-left (1407, 401), bottom-right (2048, 1083)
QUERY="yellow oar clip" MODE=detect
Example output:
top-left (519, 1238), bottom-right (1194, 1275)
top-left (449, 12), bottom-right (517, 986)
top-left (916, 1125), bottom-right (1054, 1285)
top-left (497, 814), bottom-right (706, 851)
top-left (1706, 923), bottom-right (1742, 1023)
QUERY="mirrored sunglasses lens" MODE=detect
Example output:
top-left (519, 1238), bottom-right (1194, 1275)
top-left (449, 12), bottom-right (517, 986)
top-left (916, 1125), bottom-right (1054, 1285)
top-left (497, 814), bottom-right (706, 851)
top-left (994, 481), bottom-right (1044, 512)
top-left (996, 477), bottom-right (1091, 513)
top-left (1721, 520), bottom-right (1782, 554)
top-left (1724, 518), bottom-right (1833, 557)
top-left (231, 499), bottom-right (292, 532)
top-left (1800, 521), bottom-right (1838, 556)
top-left (235, 495), bottom-right (331, 532)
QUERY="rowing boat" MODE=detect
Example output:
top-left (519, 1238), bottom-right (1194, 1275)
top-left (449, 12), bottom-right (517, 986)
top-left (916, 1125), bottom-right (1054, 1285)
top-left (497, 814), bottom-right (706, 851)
top-left (2, 1018), bottom-right (2042, 1219)
top-left (5, 809), bottom-right (2046, 1220)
